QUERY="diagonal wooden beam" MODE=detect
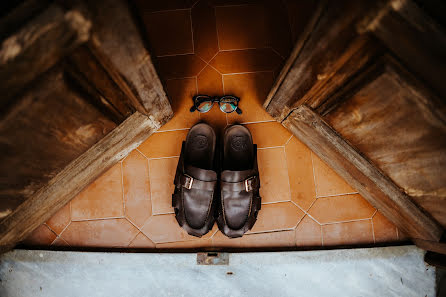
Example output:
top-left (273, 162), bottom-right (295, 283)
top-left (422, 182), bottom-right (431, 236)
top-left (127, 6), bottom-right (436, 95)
top-left (0, 112), bottom-right (157, 250)
top-left (283, 105), bottom-right (443, 241)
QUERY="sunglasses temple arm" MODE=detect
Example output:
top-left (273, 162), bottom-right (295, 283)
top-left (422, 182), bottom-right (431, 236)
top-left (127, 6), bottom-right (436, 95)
top-left (190, 105), bottom-right (197, 112)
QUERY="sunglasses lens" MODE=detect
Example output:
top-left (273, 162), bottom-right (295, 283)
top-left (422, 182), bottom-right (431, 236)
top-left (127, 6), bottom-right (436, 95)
top-left (197, 100), bottom-right (213, 113)
top-left (219, 97), bottom-right (238, 113)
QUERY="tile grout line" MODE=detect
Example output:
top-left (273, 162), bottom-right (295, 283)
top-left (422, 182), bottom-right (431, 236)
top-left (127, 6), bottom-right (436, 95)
top-left (241, 120), bottom-right (276, 125)
top-left (166, 76), bottom-right (197, 81)
top-left (290, 200), bottom-right (322, 225)
top-left (124, 217), bottom-right (156, 247)
top-left (120, 161), bottom-right (126, 216)
top-left (284, 134), bottom-right (293, 145)
top-left (147, 157), bottom-right (154, 218)
top-left (222, 70), bottom-right (274, 76)
top-left (261, 200), bottom-right (292, 205)
top-left (57, 221), bottom-right (71, 238)
top-left (148, 155), bottom-right (180, 161)
top-left (246, 227), bottom-right (295, 235)
top-left (214, 6), bottom-right (221, 51)
top-left (157, 52), bottom-right (195, 58)
top-left (257, 145), bottom-right (285, 150)
top-left (155, 128), bottom-right (190, 133)
top-left (270, 47), bottom-right (286, 60)
top-left (320, 217), bottom-right (376, 226)
top-left (71, 216), bottom-right (127, 222)
top-left (316, 192), bottom-right (360, 199)
top-left (281, 146), bottom-right (293, 205)
top-left (147, 8), bottom-right (191, 14)
top-left (44, 223), bottom-right (59, 238)
top-left (189, 8), bottom-right (195, 54)
top-left (310, 151), bottom-right (319, 198)
top-left (371, 218), bottom-right (376, 244)
top-left (218, 46), bottom-right (275, 52)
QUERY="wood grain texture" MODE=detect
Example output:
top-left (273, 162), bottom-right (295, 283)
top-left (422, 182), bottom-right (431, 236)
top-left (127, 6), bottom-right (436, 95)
top-left (283, 105), bottom-right (443, 241)
top-left (413, 238), bottom-right (446, 255)
top-left (263, 0), bottom-right (325, 109)
top-left (65, 41), bottom-right (136, 123)
top-left (0, 3), bottom-right (91, 105)
top-left (325, 59), bottom-right (446, 228)
top-left (0, 112), bottom-right (157, 249)
top-left (265, 0), bottom-right (381, 121)
top-left (86, 0), bottom-right (172, 126)
top-left (0, 68), bottom-right (116, 213)
top-left (359, 0), bottom-right (446, 98)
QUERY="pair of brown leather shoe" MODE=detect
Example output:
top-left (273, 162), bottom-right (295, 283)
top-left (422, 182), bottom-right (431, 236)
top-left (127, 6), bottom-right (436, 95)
top-left (172, 123), bottom-right (261, 238)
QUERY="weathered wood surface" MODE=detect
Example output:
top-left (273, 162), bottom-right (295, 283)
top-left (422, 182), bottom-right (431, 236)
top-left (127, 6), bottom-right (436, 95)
top-left (0, 112), bottom-right (157, 250)
top-left (0, 3), bottom-right (91, 105)
top-left (283, 105), bottom-right (443, 241)
top-left (359, 0), bottom-right (446, 98)
top-left (413, 238), bottom-right (446, 255)
top-left (0, 0), bottom-right (51, 41)
top-left (0, 68), bottom-right (116, 216)
top-left (263, 0), bottom-right (324, 110)
top-left (65, 41), bottom-right (136, 123)
top-left (325, 60), bottom-right (446, 228)
top-left (85, 0), bottom-right (172, 126)
top-left (265, 0), bottom-right (381, 121)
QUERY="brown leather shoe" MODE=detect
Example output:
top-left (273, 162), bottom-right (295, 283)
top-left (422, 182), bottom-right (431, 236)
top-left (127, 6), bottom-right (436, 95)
top-left (172, 123), bottom-right (217, 237)
top-left (217, 125), bottom-right (261, 238)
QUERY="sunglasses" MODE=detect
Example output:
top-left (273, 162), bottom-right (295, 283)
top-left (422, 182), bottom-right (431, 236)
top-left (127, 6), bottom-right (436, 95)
top-left (190, 95), bottom-right (242, 114)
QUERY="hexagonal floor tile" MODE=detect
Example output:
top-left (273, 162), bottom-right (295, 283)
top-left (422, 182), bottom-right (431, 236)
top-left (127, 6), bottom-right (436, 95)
top-left (285, 137), bottom-right (316, 211)
top-left (60, 218), bottom-right (138, 248)
top-left (257, 147), bottom-right (291, 203)
top-left (138, 130), bottom-right (188, 159)
top-left (308, 194), bottom-right (375, 224)
top-left (249, 201), bottom-right (304, 233)
top-left (122, 150), bottom-right (151, 227)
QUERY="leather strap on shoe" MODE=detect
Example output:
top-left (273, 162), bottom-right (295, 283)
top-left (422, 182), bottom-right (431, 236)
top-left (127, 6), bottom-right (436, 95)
top-left (180, 174), bottom-right (216, 191)
top-left (173, 142), bottom-right (217, 237)
top-left (220, 175), bottom-right (259, 192)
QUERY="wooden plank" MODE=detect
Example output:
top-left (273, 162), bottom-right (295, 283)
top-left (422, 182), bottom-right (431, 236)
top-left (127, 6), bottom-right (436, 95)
top-left (264, 0), bottom-right (381, 121)
top-left (85, 0), bottom-right (173, 126)
top-left (283, 105), bottom-right (443, 241)
top-left (0, 68), bottom-right (116, 209)
top-left (0, 3), bottom-right (91, 105)
top-left (263, 0), bottom-right (325, 110)
top-left (413, 238), bottom-right (446, 255)
top-left (359, 0), bottom-right (446, 98)
top-left (0, 0), bottom-right (51, 41)
top-left (65, 41), bottom-right (136, 123)
top-left (325, 58), bottom-right (446, 228)
top-left (0, 112), bottom-right (157, 250)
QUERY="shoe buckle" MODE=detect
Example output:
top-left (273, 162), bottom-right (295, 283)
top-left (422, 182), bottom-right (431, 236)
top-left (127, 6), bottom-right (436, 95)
top-left (184, 174), bottom-right (194, 190)
top-left (245, 176), bottom-right (256, 192)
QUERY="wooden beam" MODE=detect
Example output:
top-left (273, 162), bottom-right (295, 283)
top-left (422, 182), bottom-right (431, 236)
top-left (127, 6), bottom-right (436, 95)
top-left (264, 0), bottom-right (382, 121)
top-left (413, 238), bottom-right (446, 255)
top-left (85, 0), bottom-right (173, 126)
top-left (65, 41), bottom-right (137, 124)
top-left (0, 3), bottom-right (91, 104)
top-left (0, 112), bottom-right (157, 250)
top-left (283, 105), bottom-right (443, 241)
top-left (359, 0), bottom-right (446, 98)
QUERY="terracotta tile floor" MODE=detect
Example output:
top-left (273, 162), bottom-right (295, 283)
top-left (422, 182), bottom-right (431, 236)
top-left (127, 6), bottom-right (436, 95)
top-left (23, 0), bottom-right (406, 249)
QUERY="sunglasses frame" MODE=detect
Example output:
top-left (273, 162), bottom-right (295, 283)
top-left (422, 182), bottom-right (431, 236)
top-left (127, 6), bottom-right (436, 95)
top-left (190, 95), bottom-right (242, 114)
